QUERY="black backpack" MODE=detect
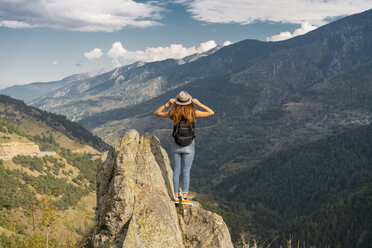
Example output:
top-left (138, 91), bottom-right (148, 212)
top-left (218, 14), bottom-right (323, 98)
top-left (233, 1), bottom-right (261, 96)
top-left (172, 118), bottom-right (195, 146)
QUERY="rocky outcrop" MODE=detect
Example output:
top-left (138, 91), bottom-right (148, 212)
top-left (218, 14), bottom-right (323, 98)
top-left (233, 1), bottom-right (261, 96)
top-left (93, 130), bottom-right (233, 248)
top-left (178, 202), bottom-right (234, 248)
top-left (0, 142), bottom-right (40, 156)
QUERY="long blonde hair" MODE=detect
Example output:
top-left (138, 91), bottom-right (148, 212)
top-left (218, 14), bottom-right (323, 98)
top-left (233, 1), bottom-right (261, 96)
top-left (170, 103), bottom-right (195, 127)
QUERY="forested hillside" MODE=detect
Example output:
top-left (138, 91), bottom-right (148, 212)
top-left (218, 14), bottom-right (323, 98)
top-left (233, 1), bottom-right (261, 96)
top-left (0, 95), bottom-right (111, 247)
top-left (284, 184), bottom-right (372, 248)
top-left (0, 95), bottom-right (111, 152)
top-left (204, 123), bottom-right (372, 247)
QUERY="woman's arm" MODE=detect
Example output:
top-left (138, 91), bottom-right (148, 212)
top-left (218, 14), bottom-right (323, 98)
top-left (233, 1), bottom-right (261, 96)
top-left (154, 98), bottom-right (175, 118)
top-left (193, 98), bottom-right (214, 117)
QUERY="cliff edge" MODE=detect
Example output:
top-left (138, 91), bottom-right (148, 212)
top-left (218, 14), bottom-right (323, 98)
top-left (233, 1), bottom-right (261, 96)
top-left (92, 130), bottom-right (233, 248)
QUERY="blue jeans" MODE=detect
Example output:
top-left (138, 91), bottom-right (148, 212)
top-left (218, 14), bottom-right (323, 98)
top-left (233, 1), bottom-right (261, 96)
top-left (172, 140), bottom-right (195, 193)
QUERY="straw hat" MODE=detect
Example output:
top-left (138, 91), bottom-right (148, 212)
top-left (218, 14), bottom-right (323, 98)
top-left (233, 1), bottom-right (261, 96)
top-left (175, 91), bottom-right (192, 105)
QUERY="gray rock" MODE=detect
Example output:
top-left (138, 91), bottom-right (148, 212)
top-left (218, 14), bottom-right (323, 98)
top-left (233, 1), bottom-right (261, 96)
top-left (178, 203), bottom-right (233, 248)
top-left (93, 130), bottom-right (233, 248)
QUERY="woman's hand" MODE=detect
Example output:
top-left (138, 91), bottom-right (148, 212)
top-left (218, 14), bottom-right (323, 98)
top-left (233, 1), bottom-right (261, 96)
top-left (192, 98), bottom-right (200, 105)
top-left (155, 99), bottom-right (174, 118)
top-left (193, 98), bottom-right (214, 117)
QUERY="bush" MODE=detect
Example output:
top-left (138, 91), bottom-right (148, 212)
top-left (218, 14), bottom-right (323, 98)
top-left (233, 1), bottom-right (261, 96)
top-left (0, 167), bottom-right (32, 209)
top-left (60, 148), bottom-right (98, 186)
top-left (12, 155), bottom-right (44, 172)
top-left (32, 133), bottom-right (60, 151)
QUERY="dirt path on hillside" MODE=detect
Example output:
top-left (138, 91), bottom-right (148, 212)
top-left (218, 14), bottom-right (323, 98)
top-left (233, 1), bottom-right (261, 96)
top-left (0, 151), bottom-right (56, 160)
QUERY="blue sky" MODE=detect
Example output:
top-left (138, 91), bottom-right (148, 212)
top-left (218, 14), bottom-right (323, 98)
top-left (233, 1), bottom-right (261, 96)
top-left (0, 0), bottom-right (371, 89)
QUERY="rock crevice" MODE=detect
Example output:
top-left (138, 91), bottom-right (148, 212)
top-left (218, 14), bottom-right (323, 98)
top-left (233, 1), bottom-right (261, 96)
top-left (93, 130), bottom-right (233, 248)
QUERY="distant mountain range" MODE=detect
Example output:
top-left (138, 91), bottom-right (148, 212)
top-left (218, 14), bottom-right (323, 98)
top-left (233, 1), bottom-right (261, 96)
top-left (0, 46), bottom-right (223, 121)
top-left (0, 67), bottom-right (114, 104)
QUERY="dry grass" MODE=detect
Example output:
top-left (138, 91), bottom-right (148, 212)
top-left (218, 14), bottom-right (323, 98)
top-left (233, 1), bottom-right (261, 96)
top-left (235, 233), bottom-right (314, 248)
top-left (0, 225), bottom-right (21, 237)
top-left (16, 114), bottom-right (95, 153)
top-left (0, 131), bottom-right (29, 143)
top-left (2, 154), bottom-right (82, 184)
top-left (53, 192), bottom-right (96, 244)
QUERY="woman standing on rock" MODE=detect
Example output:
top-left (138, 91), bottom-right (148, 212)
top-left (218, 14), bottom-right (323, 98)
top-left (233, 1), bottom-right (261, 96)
top-left (154, 91), bottom-right (214, 205)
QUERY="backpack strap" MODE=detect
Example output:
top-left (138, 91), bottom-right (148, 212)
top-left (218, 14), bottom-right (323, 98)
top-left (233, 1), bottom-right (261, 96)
top-left (172, 118), bottom-right (181, 137)
top-left (189, 122), bottom-right (195, 138)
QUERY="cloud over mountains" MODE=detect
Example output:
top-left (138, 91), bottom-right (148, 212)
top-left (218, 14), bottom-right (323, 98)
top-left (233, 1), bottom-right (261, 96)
top-left (0, 0), bottom-right (164, 32)
top-left (267, 22), bottom-right (318, 41)
top-left (84, 48), bottom-right (103, 60)
top-left (107, 40), bottom-right (220, 66)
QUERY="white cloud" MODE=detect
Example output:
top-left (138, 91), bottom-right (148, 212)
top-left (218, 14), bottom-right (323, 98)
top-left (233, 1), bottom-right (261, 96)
top-left (197, 40), bottom-right (217, 52)
top-left (52, 61), bottom-right (58, 65)
top-left (267, 22), bottom-right (318, 42)
top-left (0, 20), bottom-right (38, 28)
top-left (0, 0), bottom-right (164, 32)
top-left (182, 0), bottom-right (372, 26)
top-left (223, 41), bottom-right (232, 46)
top-left (84, 48), bottom-right (103, 60)
top-left (108, 40), bottom-right (218, 67)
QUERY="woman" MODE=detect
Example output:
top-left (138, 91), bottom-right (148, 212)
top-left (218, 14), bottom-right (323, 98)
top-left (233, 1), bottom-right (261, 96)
top-left (154, 91), bottom-right (214, 205)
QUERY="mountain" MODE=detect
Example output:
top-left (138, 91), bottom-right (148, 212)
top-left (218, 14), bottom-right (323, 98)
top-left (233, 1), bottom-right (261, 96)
top-left (0, 67), bottom-right (113, 104)
top-left (0, 47), bottom-right (224, 121)
top-left (0, 94), bottom-right (111, 246)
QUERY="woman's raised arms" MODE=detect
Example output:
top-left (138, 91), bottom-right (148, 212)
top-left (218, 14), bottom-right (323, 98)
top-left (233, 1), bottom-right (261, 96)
top-left (192, 98), bottom-right (214, 117)
top-left (155, 98), bottom-right (214, 118)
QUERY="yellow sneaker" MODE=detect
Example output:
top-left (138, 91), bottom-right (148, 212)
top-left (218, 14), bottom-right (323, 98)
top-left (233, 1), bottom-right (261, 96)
top-left (181, 197), bottom-right (192, 205)
top-left (173, 196), bottom-right (181, 204)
